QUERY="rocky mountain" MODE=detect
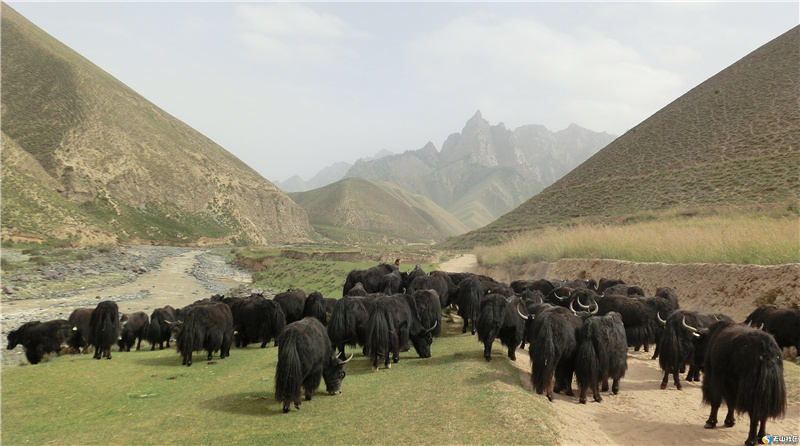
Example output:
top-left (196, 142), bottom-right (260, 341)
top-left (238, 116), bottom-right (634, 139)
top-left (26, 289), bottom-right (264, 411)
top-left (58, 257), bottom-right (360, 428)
top-left (445, 26), bottom-right (800, 248)
top-left (345, 111), bottom-right (616, 229)
top-left (0, 4), bottom-right (313, 246)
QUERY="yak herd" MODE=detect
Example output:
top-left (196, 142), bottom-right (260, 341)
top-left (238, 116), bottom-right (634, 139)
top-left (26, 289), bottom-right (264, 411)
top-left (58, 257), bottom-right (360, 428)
top-left (5, 261), bottom-right (799, 445)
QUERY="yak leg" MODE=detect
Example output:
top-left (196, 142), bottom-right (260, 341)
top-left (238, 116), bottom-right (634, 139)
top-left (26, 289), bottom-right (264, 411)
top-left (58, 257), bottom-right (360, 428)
top-left (282, 400), bottom-right (292, 413)
top-left (651, 342), bottom-right (660, 360)
top-left (673, 371), bottom-right (682, 390)
top-left (579, 384), bottom-right (588, 404)
top-left (507, 343), bottom-right (517, 361)
top-left (611, 377), bottom-right (620, 395)
top-left (593, 381), bottom-right (603, 403)
top-left (723, 402), bottom-right (736, 427)
top-left (660, 371), bottom-right (669, 389)
top-left (462, 318), bottom-right (469, 334)
top-left (483, 340), bottom-right (493, 362)
top-left (601, 378), bottom-right (610, 392)
top-left (704, 400), bottom-right (721, 429)
top-left (745, 416), bottom-right (763, 446)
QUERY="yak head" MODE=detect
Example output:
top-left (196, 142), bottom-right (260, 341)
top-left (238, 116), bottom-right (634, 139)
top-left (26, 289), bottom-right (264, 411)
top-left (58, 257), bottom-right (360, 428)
top-left (323, 354), bottom-right (353, 395)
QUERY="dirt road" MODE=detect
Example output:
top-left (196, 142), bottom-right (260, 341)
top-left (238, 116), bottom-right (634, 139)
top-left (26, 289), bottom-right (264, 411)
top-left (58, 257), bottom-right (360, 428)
top-left (439, 254), bottom-right (800, 446)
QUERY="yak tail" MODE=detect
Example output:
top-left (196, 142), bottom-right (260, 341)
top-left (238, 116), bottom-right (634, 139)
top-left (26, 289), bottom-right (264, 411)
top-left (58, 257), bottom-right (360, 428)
top-left (176, 313), bottom-right (198, 357)
top-left (530, 323), bottom-right (556, 395)
top-left (274, 329), bottom-right (303, 405)
top-left (327, 299), bottom-right (357, 348)
top-left (366, 305), bottom-right (393, 366)
top-left (147, 318), bottom-right (162, 345)
top-left (574, 334), bottom-right (599, 390)
top-left (739, 340), bottom-right (786, 420)
top-left (269, 306), bottom-right (287, 343)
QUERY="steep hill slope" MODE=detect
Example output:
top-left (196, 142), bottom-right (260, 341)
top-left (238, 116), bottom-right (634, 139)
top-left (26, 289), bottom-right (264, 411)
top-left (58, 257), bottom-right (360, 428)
top-left (346, 111), bottom-right (615, 230)
top-left (288, 178), bottom-right (469, 244)
top-left (446, 26), bottom-right (800, 248)
top-left (0, 4), bottom-right (312, 246)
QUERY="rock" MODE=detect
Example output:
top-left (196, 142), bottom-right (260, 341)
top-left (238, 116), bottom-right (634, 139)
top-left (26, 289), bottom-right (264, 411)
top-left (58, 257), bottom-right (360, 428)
top-left (2, 286), bottom-right (14, 294)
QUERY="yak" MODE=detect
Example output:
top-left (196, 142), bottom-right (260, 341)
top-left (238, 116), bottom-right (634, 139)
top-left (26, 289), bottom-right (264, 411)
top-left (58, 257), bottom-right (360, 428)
top-left (147, 306), bottom-right (177, 350)
top-left (274, 289), bottom-right (307, 324)
top-left (476, 292), bottom-right (525, 362)
top-left (700, 320), bottom-right (786, 446)
top-left (117, 311), bottom-right (149, 352)
top-left (411, 289), bottom-right (442, 338)
top-left (302, 291), bottom-right (328, 326)
top-left (574, 312), bottom-right (628, 404)
top-left (455, 276), bottom-right (483, 335)
top-left (406, 271), bottom-right (457, 309)
top-left (327, 295), bottom-right (379, 359)
top-left (6, 319), bottom-right (71, 365)
top-left (365, 293), bottom-right (436, 371)
top-left (89, 301), bottom-right (121, 360)
top-left (67, 308), bottom-right (93, 353)
top-left (236, 298), bottom-right (286, 348)
top-left (274, 317), bottom-right (353, 413)
top-left (172, 301), bottom-right (233, 366)
top-left (596, 293), bottom-right (674, 354)
top-left (744, 304), bottom-right (800, 353)
top-left (526, 306), bottom-right (582, 401)
top-left (510, 279), bottom-right (557, 297)
top-left (343, 264), bottom-right (397, 295)
top-left (658, 309), bottom-right (733, 390)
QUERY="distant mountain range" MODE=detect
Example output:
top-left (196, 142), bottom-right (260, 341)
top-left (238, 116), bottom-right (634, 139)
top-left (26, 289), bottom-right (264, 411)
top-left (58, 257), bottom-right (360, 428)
top-left (343, 111), bottom-right (616, 229)
top-left (445, 25), bottom-right (800, 248)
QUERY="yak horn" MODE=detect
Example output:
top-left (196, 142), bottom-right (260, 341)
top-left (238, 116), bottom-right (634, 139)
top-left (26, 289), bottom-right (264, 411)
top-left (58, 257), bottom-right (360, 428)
top-left (682, 316), bottom-right (701, 338)
top-left (657, 312), bottom-right (667, 326)
top-left (426, 320), bottom-right (438, 333)
top-left (517, 303), bottom-right (529, 320)
top-left (569, 299), bottom-right (578, 315)
top-left (590, 303), bottom-right (599, 315)
top-left (758, 323), bottom-right (764, 330)
top-left (339, 353), bottom-right (354, 364)
top-left (576, 294), bottom-right (590, 310)
top-left (553, 292), bottom-right (566, 301)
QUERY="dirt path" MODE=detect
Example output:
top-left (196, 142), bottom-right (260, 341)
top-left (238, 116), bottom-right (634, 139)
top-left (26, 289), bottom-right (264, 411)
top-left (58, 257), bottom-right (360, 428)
top-left (440, 254), bottom-right (800, 446)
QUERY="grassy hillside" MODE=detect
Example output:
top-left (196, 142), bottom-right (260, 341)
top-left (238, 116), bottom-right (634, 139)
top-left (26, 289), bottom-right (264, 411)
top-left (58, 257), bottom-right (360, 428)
top-left (444, 26), bottom-right (800, 249)
top-left (0, 4), bottom-right (312, 246)
top-left (288, 178), bottom-right (469, 244)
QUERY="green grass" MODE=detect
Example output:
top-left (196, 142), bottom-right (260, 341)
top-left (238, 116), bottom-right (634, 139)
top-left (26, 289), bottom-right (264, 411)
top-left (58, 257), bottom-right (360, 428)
top-left (1, 323), bottom-right (558, 445)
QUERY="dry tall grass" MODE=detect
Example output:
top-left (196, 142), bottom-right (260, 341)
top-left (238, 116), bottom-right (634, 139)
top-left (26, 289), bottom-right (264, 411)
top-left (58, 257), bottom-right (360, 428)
top-left (476, 215), bottom-right (799, 267)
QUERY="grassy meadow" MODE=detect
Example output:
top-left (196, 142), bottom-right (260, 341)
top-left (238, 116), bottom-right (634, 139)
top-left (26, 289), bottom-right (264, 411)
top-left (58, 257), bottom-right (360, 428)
top-left (1, 322), bottom-right (558, 445)
top-left (475, 210), bottom-right (800, 268)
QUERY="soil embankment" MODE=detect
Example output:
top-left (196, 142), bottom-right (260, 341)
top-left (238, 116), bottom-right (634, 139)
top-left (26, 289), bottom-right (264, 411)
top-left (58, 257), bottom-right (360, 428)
top-left (439, 254), bottom-right (800, 446)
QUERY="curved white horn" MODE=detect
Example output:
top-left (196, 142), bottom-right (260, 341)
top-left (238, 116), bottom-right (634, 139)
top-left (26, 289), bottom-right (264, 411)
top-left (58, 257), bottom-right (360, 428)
top-left (426, 320), bottom-right (438, 333)
top-left (339, 353), bottom-right (354, 364)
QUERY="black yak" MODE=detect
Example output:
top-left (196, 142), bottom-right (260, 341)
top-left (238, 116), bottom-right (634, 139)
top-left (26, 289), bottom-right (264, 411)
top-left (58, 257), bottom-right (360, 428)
top-left (236, 298), bottom-right (286, 348)
top-left (275, 317), bottom-right (352, 413)
top-left (744, 305), bottom-right (800, 353)
top-left (476, 293), bottom-right (525, 362)
top-left (527, 306), bottom-right (582, 401)
top-left (701, 320), bottom-right (786, 446)
top-left (67, 308), bottom-right (93, 353)
top-left (6, 320), bottom-right (71, 364)
top-left (327, 295), bottom-right (378, 359)
top-left (302, 291), bottom-right (328, 326)
top-left (274, 289), bottom-right (307, 324)
top-left (455, 276), bottom-right (483, 335)
top-left (147, 306), bottom-right (176, 350)
top-left (172, 301), bottom-right (233, 366)
top-left (406, 271), bottom-right (457, 309)
top-left (89, 301), bottom-right (121, 360)
top-left (365, 293), bottom-right (436, 371)
top-left (117, 311), bottom-right (149, 352)
top-left (574, 312), bottom-right (628, 404)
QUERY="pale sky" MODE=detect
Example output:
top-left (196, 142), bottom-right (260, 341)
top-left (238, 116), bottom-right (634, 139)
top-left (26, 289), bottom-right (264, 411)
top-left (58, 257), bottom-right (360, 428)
top-left (7, 1), bottom-right (798, 183)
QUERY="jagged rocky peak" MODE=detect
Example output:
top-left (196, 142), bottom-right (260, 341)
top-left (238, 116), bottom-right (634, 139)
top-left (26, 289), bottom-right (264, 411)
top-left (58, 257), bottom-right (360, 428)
top-left (439, 110), bottom-right (524, 167)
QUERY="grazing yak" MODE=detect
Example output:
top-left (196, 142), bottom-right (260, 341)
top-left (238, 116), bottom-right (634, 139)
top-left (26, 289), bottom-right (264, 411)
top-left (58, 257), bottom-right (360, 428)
top-left (365, 293), bottom-right (437, 371)
top-left (6, 320), bottom-right (71, 364)
top-left (117, 311), bottom-right (149, 352)
top-left (172, 301), bottom-right (233, 366)
top-left (700, 320), bottom-right (786, 446)
top-left (147, 306), bottom-right (177, 350)
top-left (327, 295), bottom-right (378, 359)
top-left (89, 301), bottom-right (121, 360)
top-left (274, 289), bottom-right (307, 324)
top-left (476, 292), bottom-right (525, 362)
top-left (744, 304), bottom-right (800, 353)
top-left (526, 306), bottom-right (582, 401)
top-left (411, 289), bottom-right (442, 338)
top-left (275, 317), bottom-right (353, 413)
top-left (658, 309), bottom-right (733, 390)
top-left (67, 308), bottom-right (93, 353)
top-left (574, 312), bottom-right (628, 404)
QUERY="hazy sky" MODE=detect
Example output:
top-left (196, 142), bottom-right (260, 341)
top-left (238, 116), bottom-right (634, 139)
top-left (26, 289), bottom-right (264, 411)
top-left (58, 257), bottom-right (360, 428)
top-left (8, 2), bottom-right (798, 183)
